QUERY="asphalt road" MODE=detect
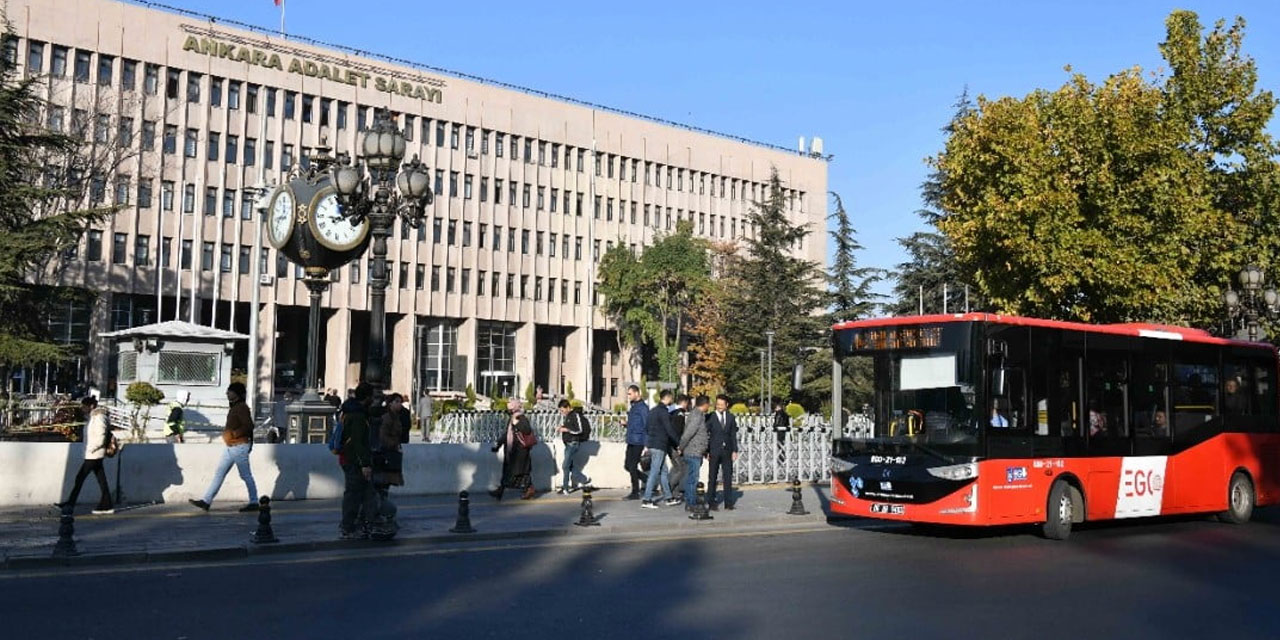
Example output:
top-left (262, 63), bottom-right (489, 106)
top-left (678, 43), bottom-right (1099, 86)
top-left (4, 514), bottom-right (1280, 640)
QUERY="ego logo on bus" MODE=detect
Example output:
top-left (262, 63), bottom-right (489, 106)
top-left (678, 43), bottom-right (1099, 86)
top-left (1123, 469), bottom-right (1165, 498)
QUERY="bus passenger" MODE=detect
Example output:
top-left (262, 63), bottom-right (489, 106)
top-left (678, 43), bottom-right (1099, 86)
top-left (1224, 379), bottom-right (1249, 415)
top-left (1152, 410), bottom-right (1169, 437)
top-left (990, 402), bottom-right (1009, 428)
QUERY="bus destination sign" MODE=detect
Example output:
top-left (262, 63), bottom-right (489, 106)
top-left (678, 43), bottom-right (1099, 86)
top-left (847, 326), bottom-right (943, 351)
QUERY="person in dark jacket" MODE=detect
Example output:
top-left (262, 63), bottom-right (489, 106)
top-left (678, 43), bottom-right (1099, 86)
top-left (339, 384), bottom-right (377, 539)
top-left (556, 400), bottom-right (591, 494)
top-left (773, 400), bottom-right (790, 469)
top-left (706, 394), bottom-right (740, 510)
top-left (667, 395), bottom-right (690, 502)
top-left (622, 384), bottom-right (649, 500)
top-left (641, 390), bottom-right (680, 508)
top-left (491, 399), bottom-right (536, 500)
top-left (189, 382), bottom-right (258, 513)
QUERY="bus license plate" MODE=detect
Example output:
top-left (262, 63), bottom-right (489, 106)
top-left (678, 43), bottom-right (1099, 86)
top-left (870, 503), bottom-right (905, 515)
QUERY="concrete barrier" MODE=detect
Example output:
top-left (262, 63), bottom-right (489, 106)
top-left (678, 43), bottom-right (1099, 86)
top-left (0, 439), bottom-right (707, 507)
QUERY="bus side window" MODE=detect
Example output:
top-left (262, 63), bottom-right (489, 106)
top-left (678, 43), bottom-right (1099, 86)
top-left (1172, 356), bottom-right (1218, 440)
top-left (1254, 359), bottom-right (1277, 425)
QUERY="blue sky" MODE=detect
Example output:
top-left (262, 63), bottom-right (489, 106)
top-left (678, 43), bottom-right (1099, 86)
top-left (150, 0), bottom-right (1280, 298)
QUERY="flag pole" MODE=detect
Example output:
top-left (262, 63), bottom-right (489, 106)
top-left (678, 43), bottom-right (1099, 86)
top-left (279, 0), bottom-right (286, 37)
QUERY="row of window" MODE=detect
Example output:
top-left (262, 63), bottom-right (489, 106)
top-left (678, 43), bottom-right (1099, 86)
top-left (75, 232), bottom-right (598, 304)
top-left (15, 37), bottom-right (804, 211)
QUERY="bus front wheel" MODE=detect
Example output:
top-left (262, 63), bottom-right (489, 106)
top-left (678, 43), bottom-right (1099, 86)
top-left (1042, 481), bottom-right (1075, 540)
top-left (1220, 471), bottom-right (1255, 525)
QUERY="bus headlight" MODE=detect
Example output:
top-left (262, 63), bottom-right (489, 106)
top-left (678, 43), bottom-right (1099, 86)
top-left (926, 463), bottom-right (977, 481)
top-left (830, 457), bottom-right (857, 474)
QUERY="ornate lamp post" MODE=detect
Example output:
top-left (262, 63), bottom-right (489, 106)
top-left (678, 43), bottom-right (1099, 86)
top-left (330, 113), bottom-right (433, 397)
top-left (1224, 265), bottom-right (1280, 342)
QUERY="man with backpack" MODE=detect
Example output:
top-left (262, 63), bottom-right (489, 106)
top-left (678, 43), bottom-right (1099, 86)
top-left (556, 400), bottom-right (592, 494)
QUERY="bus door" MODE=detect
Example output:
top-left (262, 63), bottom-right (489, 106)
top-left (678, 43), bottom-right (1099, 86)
top-left (1083, 334), bottom-right (1134, 518)
top-left (986, 325), bottom-right (1035, 519)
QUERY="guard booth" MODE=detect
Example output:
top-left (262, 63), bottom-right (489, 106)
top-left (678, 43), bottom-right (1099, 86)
top-left (100, 320), bottom-right (249, 440)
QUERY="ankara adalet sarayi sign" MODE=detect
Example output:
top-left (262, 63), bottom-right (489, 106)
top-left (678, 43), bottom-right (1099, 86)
top-left (182, 35), bottom-right (443, 103)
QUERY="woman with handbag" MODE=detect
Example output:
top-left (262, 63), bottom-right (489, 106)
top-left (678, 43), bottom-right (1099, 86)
top-left (490, 398), bottom-right (537, 500)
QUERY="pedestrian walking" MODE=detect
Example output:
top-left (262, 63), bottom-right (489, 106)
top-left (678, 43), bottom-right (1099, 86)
top-left (773, 400), bottom-right (790, 469)
top-left (680, 395), bottom-right (711, 511)
top-left (188, 382), bottom-right (259, 513)
top-left (622, 384), bottom-right (649, 500)
top-left (641, 390), bottom-right (681, 508)
top-left (490, 399), bottom-right (536, 500)
top-left (56, 396), bottom-right (122, 515)
top-left (369, 393), bottom-right (406, 533)
top-left (707, 394), bottom-right (740, 510)
top-left (667, 395), bottom-right (690, 503)
top-left (338, 384), bottom-right (377, 539)
top-left (556, 399), bottom-right (591, 494)
top-left (165, 400), bottom-right (186, 444)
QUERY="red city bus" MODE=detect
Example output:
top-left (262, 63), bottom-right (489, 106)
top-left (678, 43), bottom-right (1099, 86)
top-left (828, 313), bottom-right (1280, 539)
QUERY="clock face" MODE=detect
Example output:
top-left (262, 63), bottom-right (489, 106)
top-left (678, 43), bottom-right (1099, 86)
top-left (267, 187), bottom-right (295, 249)
top-left (309, 188), bottom-right (368, 251)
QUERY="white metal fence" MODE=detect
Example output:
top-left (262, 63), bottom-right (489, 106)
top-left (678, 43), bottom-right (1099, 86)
top-left (434, 410), bottom-right (838, 485)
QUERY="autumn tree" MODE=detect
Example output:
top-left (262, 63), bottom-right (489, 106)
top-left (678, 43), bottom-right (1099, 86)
top-left (686, 240), bottom-right (737, 396)
top-left (934, 11), bottom-right (1278, 326)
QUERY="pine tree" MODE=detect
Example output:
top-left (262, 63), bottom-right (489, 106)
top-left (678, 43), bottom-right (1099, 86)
top-left (827, 192), bottom-right (883, 322)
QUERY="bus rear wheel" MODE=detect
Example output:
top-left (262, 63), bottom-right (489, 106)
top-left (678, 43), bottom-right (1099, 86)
top-left (1042, 481), bottom-right (1075, 540)
top-left (1220, 472), bottom-right (1255, 525)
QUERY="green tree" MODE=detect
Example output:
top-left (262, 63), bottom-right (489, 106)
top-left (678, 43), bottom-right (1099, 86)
top-left (596, 221), bottom-right (711, 384)
top-left (827, 193), bottom-right (883, 323)
top-left (125, 381), bottom-right (164, 442)
top-left (722, 169), bottom-right (827, 401)
top-left (0, 33), bottom-right (119, 370)
top-left (934, 11), bottom-right (1277, 327)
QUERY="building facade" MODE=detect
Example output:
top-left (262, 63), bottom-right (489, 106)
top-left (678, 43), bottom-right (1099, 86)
top-left (7, 0), bottom-right (829, 407)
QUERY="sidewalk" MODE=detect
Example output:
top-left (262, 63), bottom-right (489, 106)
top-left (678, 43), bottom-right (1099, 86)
top-left (0, 483), bottom-right (837, 570)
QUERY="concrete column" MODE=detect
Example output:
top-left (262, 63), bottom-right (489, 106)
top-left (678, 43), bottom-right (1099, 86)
top-left (92, 293), bottom-right (113, 394)
top-left (564, 326), bottom-right (587, 401)
top-left (389, 313), bottom-right (415, 396)
top-left (515, 321), bottom-right (535, 400)
top-left (323, 307), bottom-right (350, 394)
top-left (256, 302), bottom-right (276, 403)
top-left (457, 317), bottom-right (477, 395)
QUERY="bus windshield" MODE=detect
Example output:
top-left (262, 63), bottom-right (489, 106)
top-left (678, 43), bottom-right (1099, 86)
top-left (837, 322), bottom-right (982, 461)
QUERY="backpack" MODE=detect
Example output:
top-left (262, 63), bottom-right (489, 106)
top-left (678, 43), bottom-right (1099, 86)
top-left (328, 419), bottom-right (344, 455)
top-left (577, 411), bottom-right (592, 442)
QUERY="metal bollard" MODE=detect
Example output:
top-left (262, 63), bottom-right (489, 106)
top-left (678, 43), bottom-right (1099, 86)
top-left (251, 496), bottom-right (279, 544)
top-left (787, 477), bottom-right (810, 516)
top-left (574, 487), bottom-right (601, 527)
top-left (52, 505), bottom-right (80, 558)
top-left (688, 482), bottom-right (714, 521)
top-left (449, 491), bottom-right (476, 533)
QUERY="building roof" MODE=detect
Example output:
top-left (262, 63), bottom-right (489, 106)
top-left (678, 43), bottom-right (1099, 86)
top-left (99, 320), bottom-right (249, 341)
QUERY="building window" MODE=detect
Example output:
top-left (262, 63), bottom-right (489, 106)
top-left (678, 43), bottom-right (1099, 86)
top-left (239, 245), bottom-right (251, 275)
top-left (302, 94), bottom-right (314, 123)
top-left (187, 72), bottom-right (202, 102)
top-left (264, 141), bottom-right (274, 170)
top-left (222, 189), bottom-right (235, 218)
top-left (283, 91), bottom-right (296, 119)
top-left (73, 50), bottom-right (91, 82)
top-left (481, 129), bottom-right (490, 154)
top-left (228, 81), bottom-right (241, 110)
top-left (241, 191), bottom-right (255, 220)
top-left (162, 237), bottom-right (172, 267)
top-left (219, 244), bottom-right (232, 273)
top-left (523, 184), bottom-right (531, 208)
top-left (179, 239), bottom-right (193, 269)
top-left (163, 124), bottom-right (177, 154)
top-left (282, 144), bottom-right (294, 170)
top-left (536, 231), bottom-right (544, 255)
top-left (495, 133), bottom-right (504, 157)
top-left (420, 319), bottom-right (461, 393)
top-left (200, 242), bottom-right (214, 271)
top-left (226, 135), bottom-right (238, 164)
top-left (493, 179), bottom-right (503, 204)
top-left (204, 187), bottom-right (217, 216)
top-left (465, 126), bottom-right (475, 152)
top-left (560, 280), bottom-right (568, 303)
top-left (26, 40), bottom-right (44, 74)
top-left (109, 232), bottom-right (126, 264)
top-left (207, 132), bottom-right (220, 161)
top-left (113, 177), bottom-right (130, 205)
top-left (265, 87), bottom-right (277, 116)
top-left (209, 77), bottom-right (222, 107)
top-left (415, 264), bottom-right (425, 290)
top-left (245, 138), bottom-right (256, 166)
top-left (430, 265), bottom-right (441, 292)
top-left (184, 128), bottom-right (198, 158)
top-left (462, 222), bottom-right (473, 247)
top-left (137, 179), bottom-right (153, 209)
top-left (506, 274), bottom-right (515, 299)
top-left (161, 181), bottom-right (173, 211)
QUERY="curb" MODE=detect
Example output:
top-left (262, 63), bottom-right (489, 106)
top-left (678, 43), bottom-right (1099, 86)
top-left (2, 510), bottom-right (831, 571)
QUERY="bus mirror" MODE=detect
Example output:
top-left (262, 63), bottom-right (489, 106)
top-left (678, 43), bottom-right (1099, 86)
top-left (993, 367), bottom-right (1009, 397)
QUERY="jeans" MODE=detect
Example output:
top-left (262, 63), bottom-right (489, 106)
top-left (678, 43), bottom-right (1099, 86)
top-left (65, 458), bottom-right (112, 510)
top-left (683, 455), bottom-right (704, 507)
top-left (341, 463), bottom-right (378, 532)
top-left (560, 441), bottom-right (582, 490)
top-left (202, 443), bottom-right (257, 505)
top-left (642, 448), bottom-right (670, 501)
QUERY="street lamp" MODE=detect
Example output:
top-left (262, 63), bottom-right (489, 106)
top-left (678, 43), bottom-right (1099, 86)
top-left (330, 113), bottom-right (434, 397)
top-left (1224, 265), bottom-right (1280, 342)
top-left (765, 330), bottom-right (776, 412)
top-left (757, 348), bottom-right (766, 414)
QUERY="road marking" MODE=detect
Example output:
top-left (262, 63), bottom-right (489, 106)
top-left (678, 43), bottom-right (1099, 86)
top-left (0, 525), bottom-right (836, 580)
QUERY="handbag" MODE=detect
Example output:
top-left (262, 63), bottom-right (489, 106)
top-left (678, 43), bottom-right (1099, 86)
top-left (515, 429), bottom-right (538, 449)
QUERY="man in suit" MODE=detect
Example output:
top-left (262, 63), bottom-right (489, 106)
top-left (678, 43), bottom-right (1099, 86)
top-left (706, 394), bottom-right (739, 510)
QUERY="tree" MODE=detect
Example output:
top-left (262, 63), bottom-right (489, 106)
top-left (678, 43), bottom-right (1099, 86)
top-left (124, 381), bottom-right (164, 442)
top-left (596, 221), bottom-right (711, 384)
top-left (890, 90), bottom-right (978, 316)
top-left (722, 169), bottom-right (827, 402)
top-left (686, 241), bottom-right (736, 397)
top-left (933, 11), bottom-right (1278, 327)
top-left (0, 43), bottom-right (122, 372)
top-left (827, 193), bottom-right (883, 323)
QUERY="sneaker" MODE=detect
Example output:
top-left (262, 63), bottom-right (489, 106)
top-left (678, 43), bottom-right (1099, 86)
top-left (725, 504), bottom-right (737, 511)
top-left (91, 508), bottom-right (114, 515)
top-left (188, 499), bottom-right (210, 511)
top-left (239, 503), bottom-right (260, 513)
top-left (641, 500), bottom-right (659, 510)
top-left (663, 498), bottom-right (683, 507)
top-left (339, 528), bottom-right (368, 540)
top-left (623, 492), bottom-right (641, 501)
top-left (556, 488), bottom-right (569, 495)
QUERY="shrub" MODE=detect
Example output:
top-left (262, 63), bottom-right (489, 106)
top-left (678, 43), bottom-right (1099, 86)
top-left (125, 382), bottom-right (164, 442)
top-left (613, 402), bottom-right (627, 413)
top-left (729, 402), bottom-right (748, 416)
top-left (566, 381), bottom-right (576, 401)
top-left (464, 384), bottom-right (477, 410)
top-left (524, 381), bottom-right (536, 406)
top-left (569, 399), bottom-right (584, 409)
top-left (786, 402), bottom-right (805, 425)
